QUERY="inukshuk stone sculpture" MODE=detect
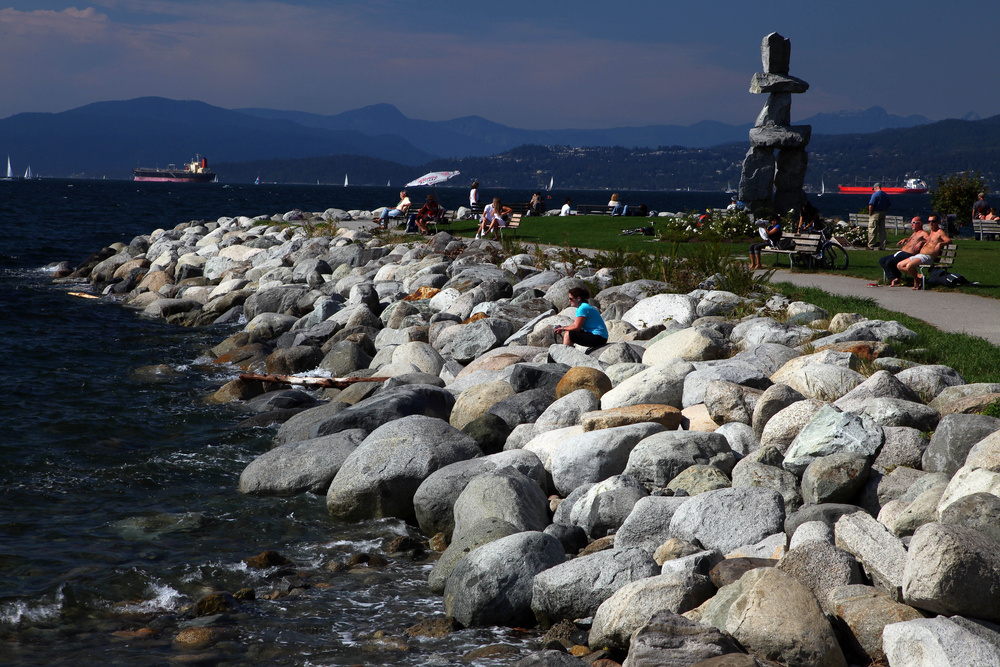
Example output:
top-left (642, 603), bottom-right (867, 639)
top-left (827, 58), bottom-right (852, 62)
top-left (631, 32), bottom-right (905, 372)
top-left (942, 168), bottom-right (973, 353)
top-left (738, 32), bottom-right (811, 214)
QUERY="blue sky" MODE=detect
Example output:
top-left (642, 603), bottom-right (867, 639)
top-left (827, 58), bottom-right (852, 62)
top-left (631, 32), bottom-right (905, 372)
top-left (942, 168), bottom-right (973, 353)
top-left (2, 1), bottom-right (998, 129)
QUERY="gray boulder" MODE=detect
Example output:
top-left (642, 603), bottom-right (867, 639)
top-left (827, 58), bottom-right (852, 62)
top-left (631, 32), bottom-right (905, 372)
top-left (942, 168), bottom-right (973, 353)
top-left (428, 518), bottom-right (521, 594)
top-left (622, 610), bottom-right (746, 667)
top-left (613, 495), bottom-right (690, 554)
top-left (599, 360), bottom-right (695, 410)
top-left (451, 468), bottom-right (550, 540)
top-left (550, 422), bottom-right (666, 496)
top-left (530, 547), bottom-right (660, 626)
top-left (311, 384), bottom-right (456, 437)
top-left (488, 388), bottom-right (555, 429)
top-left (777, 540), bottom-right (863, 608)
top-left (921, 413), bottom-right (1000, 476)
top-left (782, 404), bottom-right (884, 476)
top-left (569, 474), bottom-right (649, 539)
top-left (325, 415), bottom-right (481, 521)
top-left (587, 571), bottom-right (716, 652)
top-left (895, 364), bottom-right (967, 401)
top-left (731, 458), bottom-right (803, 514)
top-left (801, 452), bottom-right (871, 504)
top-left (443, 531), bottom-right (565, 628)
top-left (624, 431), bottom-right (735, 489)
top-left (681, 361), bottom-right (771, 409)
top-left (668, 487), bottom-right (786, 554)
top-left (883, 616), bottom-right (1000, 667)
top-left (449, 318), bottom-right (516, 364)
top-left (238, 429), bottom-right (366, 496)
top-left (834, 511), bottom-right (908, 601)
top-left (413, 450), bottom-right (545, 538)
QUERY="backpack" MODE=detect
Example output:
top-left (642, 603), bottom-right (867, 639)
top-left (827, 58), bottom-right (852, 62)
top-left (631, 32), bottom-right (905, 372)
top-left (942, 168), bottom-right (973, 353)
top-left (925, 268), bottom-right (968, 287)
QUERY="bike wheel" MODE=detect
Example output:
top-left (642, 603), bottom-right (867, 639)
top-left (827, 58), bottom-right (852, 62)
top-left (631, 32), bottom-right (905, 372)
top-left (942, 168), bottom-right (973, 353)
top-left (822, 244), bottom-right (849, 270)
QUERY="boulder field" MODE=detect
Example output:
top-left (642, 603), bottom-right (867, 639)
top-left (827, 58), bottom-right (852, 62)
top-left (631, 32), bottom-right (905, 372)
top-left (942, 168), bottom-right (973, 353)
top-left (60, 210), bottom-right (1000, 666)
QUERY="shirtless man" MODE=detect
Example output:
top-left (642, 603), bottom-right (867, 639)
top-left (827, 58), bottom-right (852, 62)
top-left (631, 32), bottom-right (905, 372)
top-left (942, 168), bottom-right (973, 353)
top-left (897, 214), bottom-right (950, 290)
top-left (880, 217), bottom-right (929, 286)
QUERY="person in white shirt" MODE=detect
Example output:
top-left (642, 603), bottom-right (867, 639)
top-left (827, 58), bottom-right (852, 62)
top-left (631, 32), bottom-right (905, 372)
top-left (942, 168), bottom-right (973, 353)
top-left (378, 190), bottom-right (411, 227)
top-left (477, 197), bottom-right (511, 240)
top-left (560, 198), bottom-right (572, 216)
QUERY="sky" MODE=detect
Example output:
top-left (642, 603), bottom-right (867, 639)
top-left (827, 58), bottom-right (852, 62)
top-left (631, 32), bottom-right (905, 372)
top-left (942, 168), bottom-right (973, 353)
top-left (2, 1), bottom-right (999, 130)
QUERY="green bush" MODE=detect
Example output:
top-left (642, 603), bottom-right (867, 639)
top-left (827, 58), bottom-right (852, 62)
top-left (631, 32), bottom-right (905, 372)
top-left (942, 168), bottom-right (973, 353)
top-left (931, 171), bottom-right (988, 219)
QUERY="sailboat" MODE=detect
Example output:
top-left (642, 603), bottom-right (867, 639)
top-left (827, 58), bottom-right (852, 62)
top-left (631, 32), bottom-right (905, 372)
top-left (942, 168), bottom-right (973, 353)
top-left (819, 178), bottom-right (826, 197)
top-left (386, 180), bottom-right (391, 187)
top-left (548, 176), bottom-right (554, 191)
top-left (344, 174), bottom-right (348, 187)
top-left (3, 156), bottom-right (13, 180)
top-left (254, 176), bottom-right (260, 185)
top-left (24, 165), bottom-right (34, 179)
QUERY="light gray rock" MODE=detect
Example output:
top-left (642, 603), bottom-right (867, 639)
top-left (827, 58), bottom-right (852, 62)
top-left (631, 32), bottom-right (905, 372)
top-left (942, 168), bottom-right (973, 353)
top-left (874, 426), bottom-right (929, 473)
top-left (834, 511), bottom-right (908, 601)
top-left (902, 522), bottom-right (1000, 622)
top-left (703, 380), bottom-right (763, 426)
top-left (895, 364), bottom-right (967, 401)
top-left (715, 421), bottom-right (759, 457)
top-left (443, 530), bottom-right (565, 628)
top-left (789, 520), bottom-right (834, 549)
top-left (428, 517), bottom-right (521, 594)
top-left (613, 495), bottom-right (690, 554)
top-left (641, 327), bottom-right (731, 364)
top-left (809, 319), bottom-right (918, 347)
top-left (801, 452), bottom-right (871, 504)
top-left (759, 398), bottom-right (826, 454)
top-left (783, 405), bottom-right (884, 476)
top-left (550, 422), bottom-right (666, 496)
top-left (730, 317), bottom-right (814, 347)
top-left (624, 430), bottom-right (735, 489)
top-left (450, 318), bottom-right (515, 364)
top-left (731, 458), bottom-right (803, 514)
top-left (530, 546), bottom-right (660, 626)
top-left (452, 467), bottom-right (550, 540)
top-left (731, 342), bottom-right (801, 377)
top-left (939, 491), bottom-right (1000, 543)
top-left (668, 487), bottom-right (785, 554)
top-left (413, 449), bottom-right (545, 538)
top-left (681, 361), bottom-right (771, 409)
top-left (588, 571), bottom-right (716, 651)
top-left (883, 616), bottom-right (1000, 667)
top-left (752, 383), bottom-right (806, 440)
top-left (921, 412), bottom-right (1000, 476)
top-left (325, 415), bottom-right (481, 521)
top-left (777, 540), bottom-right (863, 608)
top-left (569, 474), bottom-right (649, 539)
top-left (534, 388), bottom-right (599, 428)
top-left (238, 429), bottom-right (366, 496)
top-left (599, 359), bottom-right (695, 410)
top-left (620, 294), bottom-right (698, 330)
top-left (696, 290), bottom-right (749, 318)
top-left (621, 610), bottom-right (746, 667)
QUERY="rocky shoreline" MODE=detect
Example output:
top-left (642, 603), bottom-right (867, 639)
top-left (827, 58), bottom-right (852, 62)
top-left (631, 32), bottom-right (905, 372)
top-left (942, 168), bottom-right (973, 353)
top-left (57, 208), bottom-right (1000, 666)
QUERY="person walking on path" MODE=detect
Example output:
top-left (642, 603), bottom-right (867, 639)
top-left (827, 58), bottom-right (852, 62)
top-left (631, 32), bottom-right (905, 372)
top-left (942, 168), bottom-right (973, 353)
top-left (880, 216), bottom-right (929, 285)
top-left (554, 287), bottom-right (608, 349)
top-left (868, 183), bottom-right (891, 250)
top-left (897, 215), bottom-right (951, 290)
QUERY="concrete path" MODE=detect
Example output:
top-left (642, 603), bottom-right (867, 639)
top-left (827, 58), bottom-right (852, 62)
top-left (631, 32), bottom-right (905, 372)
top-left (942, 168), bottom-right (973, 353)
top-left (770, 269), bottom-right (1000, 346)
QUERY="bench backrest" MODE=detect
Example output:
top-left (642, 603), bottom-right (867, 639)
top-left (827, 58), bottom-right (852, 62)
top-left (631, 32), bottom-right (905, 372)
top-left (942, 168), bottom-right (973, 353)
top-left (933, 244), bottom-right (958, 268)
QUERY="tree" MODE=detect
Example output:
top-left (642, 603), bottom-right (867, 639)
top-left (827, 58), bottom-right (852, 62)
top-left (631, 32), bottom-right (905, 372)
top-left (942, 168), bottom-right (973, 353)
top-left (931, 171), bottom-right (988, 220)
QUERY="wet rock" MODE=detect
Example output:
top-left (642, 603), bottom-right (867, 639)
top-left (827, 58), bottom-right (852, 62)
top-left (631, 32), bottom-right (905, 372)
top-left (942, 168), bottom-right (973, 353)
top-left (239, 429), bottom-right (366, 496)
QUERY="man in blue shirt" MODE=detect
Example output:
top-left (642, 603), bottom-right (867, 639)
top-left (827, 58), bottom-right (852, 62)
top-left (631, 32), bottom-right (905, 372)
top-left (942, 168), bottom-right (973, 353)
top-left (868, 184), bottom-right (891, 250)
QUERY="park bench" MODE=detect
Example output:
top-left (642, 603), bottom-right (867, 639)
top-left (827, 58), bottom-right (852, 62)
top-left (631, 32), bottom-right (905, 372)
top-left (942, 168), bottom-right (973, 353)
top-left (575, 204), bottom-right (614, 215)
top-left (501, 213), bottom-right (522, 238)
top-left (918, 243), bottom-right (958, 290)
top-left (973, 218), bottom-right (1000, 241)
top-left (848, 212), bottom-right (907, 234)
top-left (760, 233), bottom-right (823, 268)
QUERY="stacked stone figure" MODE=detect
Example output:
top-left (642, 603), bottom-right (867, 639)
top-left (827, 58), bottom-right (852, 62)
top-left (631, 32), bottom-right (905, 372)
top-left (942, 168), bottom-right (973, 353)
top-left (738, 32), bottom-right (811, 214)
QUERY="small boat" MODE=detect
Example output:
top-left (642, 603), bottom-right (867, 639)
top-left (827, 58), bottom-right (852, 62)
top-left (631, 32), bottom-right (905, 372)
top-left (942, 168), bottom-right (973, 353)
top-left (24, 165), bottom-right (34, 179)
top-left (386, 180), bottom-right (391, 187)
top-left (255, 176), bottom-right (260, 185)
top-left (3, 155), bottom-right (13, 180)
top-left (344, 174), bottom-right (348, 187)
top-left (838, 178), bottom-right (928, 195)
top-left (548, 176), bottom-right (554, 191)
top-left (819, 178), bottom-right (826, 197)
top-left (133, 155), bottom-right (215, 183)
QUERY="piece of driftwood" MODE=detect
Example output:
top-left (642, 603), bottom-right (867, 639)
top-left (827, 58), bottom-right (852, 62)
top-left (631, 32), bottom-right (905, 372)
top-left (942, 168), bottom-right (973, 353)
top-left (68, 292), bottom-right (100, 299)
top-left (239, 373), bottom-right (390, 388)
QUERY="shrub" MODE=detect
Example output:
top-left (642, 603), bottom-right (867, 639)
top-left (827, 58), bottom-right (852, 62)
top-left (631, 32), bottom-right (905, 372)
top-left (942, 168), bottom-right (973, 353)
top-left (931, 171), bottom-right (988, 220)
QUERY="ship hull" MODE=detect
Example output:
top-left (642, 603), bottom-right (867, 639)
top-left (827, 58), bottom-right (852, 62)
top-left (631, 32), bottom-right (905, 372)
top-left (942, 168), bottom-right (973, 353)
top-left (133, 171), bottom-right (216, 183)
top-left (838, 185), bottom-right (928, 195)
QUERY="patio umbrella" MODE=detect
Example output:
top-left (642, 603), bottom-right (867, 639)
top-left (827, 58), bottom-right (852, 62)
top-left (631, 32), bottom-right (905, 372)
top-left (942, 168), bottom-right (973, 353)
top-left (405, 170), bottom-right (461, 208)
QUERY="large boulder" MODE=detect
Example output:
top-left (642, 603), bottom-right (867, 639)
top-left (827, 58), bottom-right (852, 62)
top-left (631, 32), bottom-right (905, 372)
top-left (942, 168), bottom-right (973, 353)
top-left (612, 495), bottom-right (690, 554)
top-left (921, 413), bottom-right (1000, 476)
top-left (310, 384), bottom-right (456, 437)
top-left (530, 547), bottom-right (660, 627)
top-left (782, 405), bottom-right (884, 476)
top-left (325, 415), bottom-right (481, 521)
top-left (668, 487), bottom-right (786, 554)
top-left (599, 360), bottom-right (695, 410)
top-left (624, 431), bottom-right (735, 489)
top-left (883, 616), bottom-right (1000, 667)
top-left (834, 511), bottom-right (908, 601)
top-left (622, 610), bottom-right (746, 667)
top-left (550, 422), bottom-right (666, 496)
top-left (451, 467), bottom-right (550, 540)
top-left (428, 517), bottom-right (521, 595)
top-left (826, 585), bottom-right (923, 664)
top-left (238, 429), bottom-right (366, 496)
top-left (443, 531), bottom-right (565, 628)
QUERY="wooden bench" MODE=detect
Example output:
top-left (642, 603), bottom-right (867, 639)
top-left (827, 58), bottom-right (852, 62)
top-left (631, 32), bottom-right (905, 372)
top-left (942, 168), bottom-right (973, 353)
top-left (575, 204), bottom-right (614, 215)
top-left (918, 244), bottom-right (958, 290)
top-left (501, 213), bottom-right (522, 238)
top-left (760, 233), bottom-right (823, 268)
top-left (974, 219), bottom-right (1000, 241)
top-left (848, 212), bottom-right (907, 234)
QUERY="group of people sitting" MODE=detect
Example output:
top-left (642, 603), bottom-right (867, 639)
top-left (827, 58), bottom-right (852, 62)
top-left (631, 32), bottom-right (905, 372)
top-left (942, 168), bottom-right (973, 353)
top-left (879, 214), bottom-right (951, 289)
top-left (377, 189), bottom-right (445, 235)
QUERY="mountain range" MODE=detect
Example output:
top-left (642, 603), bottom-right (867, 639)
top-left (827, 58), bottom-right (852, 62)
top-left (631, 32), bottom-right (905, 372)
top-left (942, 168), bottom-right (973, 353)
top-left (0, 96), bottom-right (939, 180)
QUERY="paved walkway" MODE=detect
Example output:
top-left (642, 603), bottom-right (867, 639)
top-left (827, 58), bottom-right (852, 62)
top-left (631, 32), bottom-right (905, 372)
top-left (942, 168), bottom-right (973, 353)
top-left (770, 269), bottom-right (1000, 346)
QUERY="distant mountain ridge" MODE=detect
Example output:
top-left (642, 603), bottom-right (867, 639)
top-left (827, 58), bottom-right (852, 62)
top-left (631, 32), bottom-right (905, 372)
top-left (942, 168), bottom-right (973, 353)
top-left (0, 96), bottom-right (974, 181)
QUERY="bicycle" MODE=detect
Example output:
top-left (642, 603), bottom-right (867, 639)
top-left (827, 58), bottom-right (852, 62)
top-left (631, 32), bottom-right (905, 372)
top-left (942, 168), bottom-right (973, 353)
top-left (792, 224), bottom-right (849, 270)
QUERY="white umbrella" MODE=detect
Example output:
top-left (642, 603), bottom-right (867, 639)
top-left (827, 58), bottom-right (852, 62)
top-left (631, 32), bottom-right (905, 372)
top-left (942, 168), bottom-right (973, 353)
top-left (405, 170), bottom-right (460, 187)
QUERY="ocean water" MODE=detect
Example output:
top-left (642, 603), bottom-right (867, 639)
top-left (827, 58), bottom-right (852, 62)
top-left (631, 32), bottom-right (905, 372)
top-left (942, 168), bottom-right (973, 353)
top-left (0, 179), bottom-right (931, 665)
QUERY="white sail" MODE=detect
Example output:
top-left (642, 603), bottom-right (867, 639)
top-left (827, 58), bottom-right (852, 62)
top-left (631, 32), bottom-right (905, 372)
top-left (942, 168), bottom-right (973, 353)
top-left (819, 178), bottom-right (826, 196)
top-left (548, 176), bottom-right (553, 191)
top-left (344, 174), bottom-right (348, 187)
top-left (24, 165), bottom-right (32, 179)
top-left (6, 156), bottom-right (12, 179)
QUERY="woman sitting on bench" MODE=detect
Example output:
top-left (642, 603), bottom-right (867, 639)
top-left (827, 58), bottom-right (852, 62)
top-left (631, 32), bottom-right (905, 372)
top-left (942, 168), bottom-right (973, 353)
top-left (748, 214), bottom-right (783, 270)
top-left (476, 197), bottom-right (511, 240)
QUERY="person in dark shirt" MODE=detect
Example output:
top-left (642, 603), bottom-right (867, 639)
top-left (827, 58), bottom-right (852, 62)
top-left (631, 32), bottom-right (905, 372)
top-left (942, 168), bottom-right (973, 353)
top-left (868, 184), bottom-right (891, 250)
top-left (749, 214), bottom-right (783, 270)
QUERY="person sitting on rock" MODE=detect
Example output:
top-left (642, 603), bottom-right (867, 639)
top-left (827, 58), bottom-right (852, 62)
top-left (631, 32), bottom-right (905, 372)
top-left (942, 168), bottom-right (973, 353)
top-left (880, 217), bottom-right (928, 286)
top-left (554, 287), bottom-right (608, 350)
top-left (378, 190), bottom-right (411, 228)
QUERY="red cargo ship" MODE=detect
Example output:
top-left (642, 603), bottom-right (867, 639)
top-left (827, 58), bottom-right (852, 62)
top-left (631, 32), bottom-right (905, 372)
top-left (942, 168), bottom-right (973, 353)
top-left (838, 178), bottom-right (928, 195)
top-left (133, 155), bottom-right (216, 183)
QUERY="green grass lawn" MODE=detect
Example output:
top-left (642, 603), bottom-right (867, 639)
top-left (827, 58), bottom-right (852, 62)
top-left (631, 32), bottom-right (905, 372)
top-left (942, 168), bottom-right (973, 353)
top-left (445, 217), bottom-right (1000, 299)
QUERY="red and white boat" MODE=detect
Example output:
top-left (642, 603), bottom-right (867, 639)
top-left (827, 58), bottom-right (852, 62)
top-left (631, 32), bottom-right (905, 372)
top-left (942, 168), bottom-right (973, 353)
top-left (133, 155), bottom-right (216, 183)
top-left (838, 178), bottom-right (928, 195)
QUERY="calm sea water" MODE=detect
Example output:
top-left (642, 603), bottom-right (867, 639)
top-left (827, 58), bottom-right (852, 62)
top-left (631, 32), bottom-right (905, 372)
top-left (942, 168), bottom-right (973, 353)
top-left (0, 179), bottom-right (932, 665)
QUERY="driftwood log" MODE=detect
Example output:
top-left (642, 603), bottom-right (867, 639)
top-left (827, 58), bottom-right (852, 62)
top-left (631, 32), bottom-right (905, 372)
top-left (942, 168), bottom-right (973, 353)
top-left (239, 373), bottom-right (390, 389)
